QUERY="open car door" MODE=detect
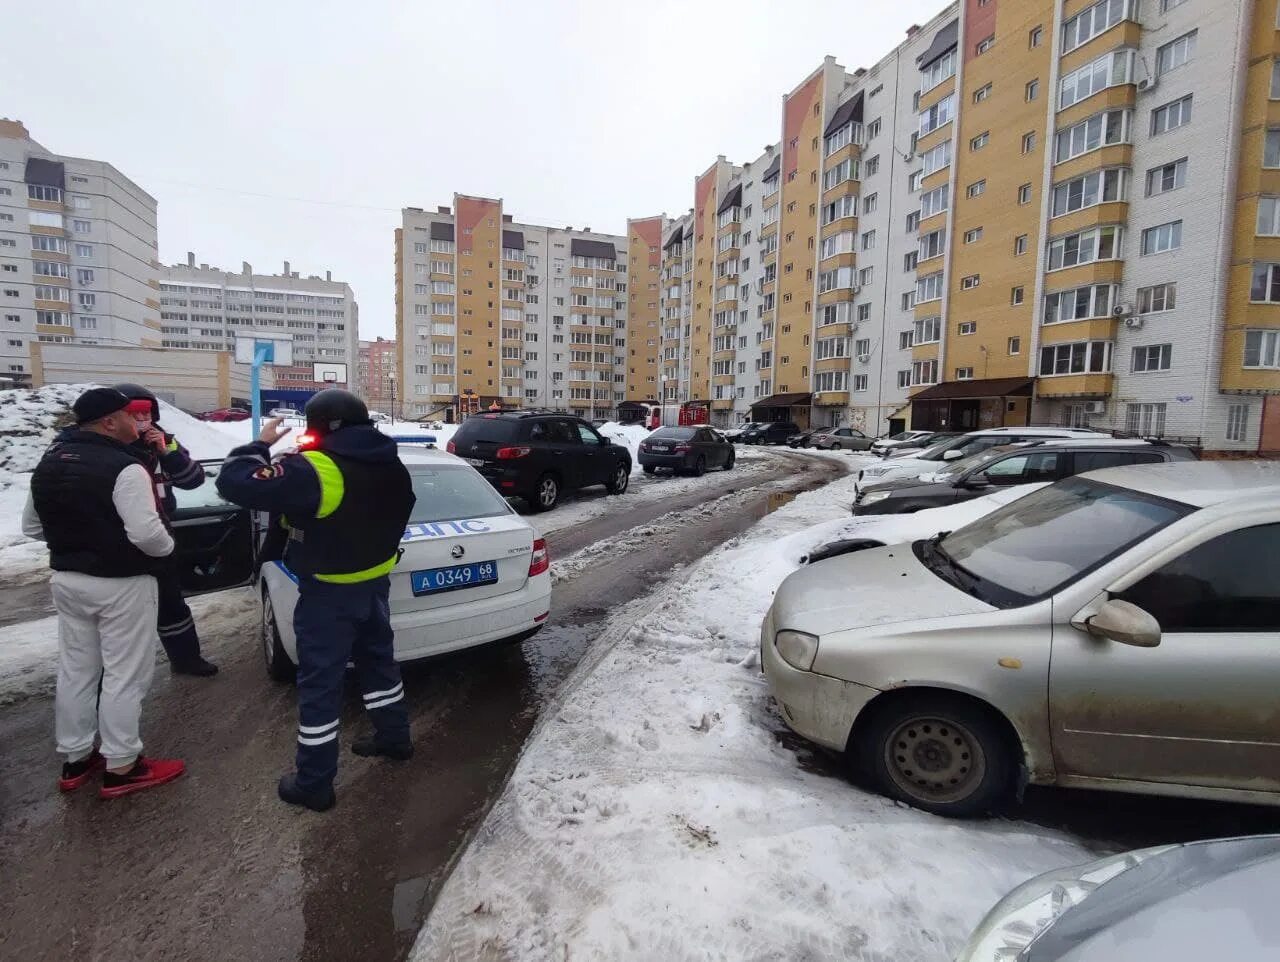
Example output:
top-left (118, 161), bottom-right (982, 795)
top-left (168, 460), bottom-right (259, 596)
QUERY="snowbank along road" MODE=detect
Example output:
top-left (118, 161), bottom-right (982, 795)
top-left (0, 446), bottom-right (844, 962)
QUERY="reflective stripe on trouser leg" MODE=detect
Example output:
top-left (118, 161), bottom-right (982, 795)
top-left (293, 578), bottom-right (360, 792)
top-left (154, 565), bottom-right (202, 666)
top-left (353, 578), bottom-right (411, 750)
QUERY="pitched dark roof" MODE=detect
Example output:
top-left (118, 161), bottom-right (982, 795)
top-left (911, 376), bottom-right (1034, 401)
top-left (24, 157), bottom-right (64, 189)
top-left (429, 222), bottom-right (455, 241)
top-left (664, 225), bottom-right (684, 250)
top-left (751, 392), bottom-right (812, 409)
top-left (502, 229), bottom-right (524, 250)
top-left (916, 19), bottom-right (959, 71)
top-left (823, 91), bottom-right (865, 137)
top-left (716, 183), bottom-right (743, 216)
top-left (571, 238), bottom-right (617, 261)
top-left (762, 154), bottom-right (781, 182)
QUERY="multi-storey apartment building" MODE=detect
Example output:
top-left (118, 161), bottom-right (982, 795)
top-left (0, 119), bottom-right (160, 385)
top-left (395, 197), bottom-right (651, 420)
top-left (159, 254), bottom-right (359, 394)
top-left (357, 336), bottom-right (397, 414)
top-left (652, 0), bottom-right (1280, 453)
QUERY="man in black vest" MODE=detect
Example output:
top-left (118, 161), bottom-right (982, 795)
top-left (216, 389), bottom-right (416, 811)
top-left (23, 387), bottom-right (186, 799)
top-left (115, 382), bottom-right (218, 677)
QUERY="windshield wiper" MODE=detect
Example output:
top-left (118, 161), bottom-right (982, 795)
top-left (918, 533), bottom-right (988, 602)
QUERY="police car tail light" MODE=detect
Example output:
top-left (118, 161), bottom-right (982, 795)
top-left (496, 446), bottom-right (532, 460)
top-left (446, 440), bottom-right (456, 454)
top-left (528, 538), bottom-right (549, 577)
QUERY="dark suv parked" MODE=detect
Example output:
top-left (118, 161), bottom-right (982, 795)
top-left (447, 412), bottom-right (632, 512)
top-left (852, 440), bottom-right (1197, 515)
top-left (741, 421), bottom-right (800, 446)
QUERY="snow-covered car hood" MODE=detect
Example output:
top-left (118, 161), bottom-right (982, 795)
top-left (772, 543), bottom-right (993, 638)
top-left (858, 455), bottom-right (934, 483)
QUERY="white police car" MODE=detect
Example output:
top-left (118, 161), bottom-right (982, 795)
top-left (169, 441), bottom-right (551, 681)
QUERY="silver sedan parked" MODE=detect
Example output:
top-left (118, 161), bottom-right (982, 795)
top-left (809, 426), bottom-right (874, 451)
top-left (763, 461), bottom-right (1280, 817)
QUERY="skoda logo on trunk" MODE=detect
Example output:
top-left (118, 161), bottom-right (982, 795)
top-left (451, 544), bottom-right (465, 559)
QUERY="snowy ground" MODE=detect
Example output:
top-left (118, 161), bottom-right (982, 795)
top-left (411, 470), bottom-right (1094, 962)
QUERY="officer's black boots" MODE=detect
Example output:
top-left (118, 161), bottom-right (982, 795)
top-left (277, 774), bottom-right (336, 812)
top-left (350, 736), bottom-right (414, 761)
top-left (172, 656), bottom-right (219, 677)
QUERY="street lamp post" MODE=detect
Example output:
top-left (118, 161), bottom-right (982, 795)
top-left (387, 370), bottom-right (397, 423)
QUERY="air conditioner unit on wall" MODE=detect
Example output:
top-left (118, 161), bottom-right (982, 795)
top-left (1124, 316), bottom-right (1144, 329)
top-left (1137, 77), bottom-right (1158, 93)
top-left (856, 353), bottom-right (870, 362)
top-left (1084, 400), bottom-right (1107, 415)
top-left (1111, 303), bottom-right (1132, 318)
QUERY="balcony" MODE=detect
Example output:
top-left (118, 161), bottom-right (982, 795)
top-left (812, 391), bottom-right (849, 406)
top-left (1035, 373), bottom-right (1113, 398)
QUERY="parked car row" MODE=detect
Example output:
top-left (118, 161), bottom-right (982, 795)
top-left (763, 458), bottom-right (1280, 825)
top-left (195, 407), bottom-right (250, 422)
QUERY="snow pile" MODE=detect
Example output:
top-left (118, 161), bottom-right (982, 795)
top-left (412, 472), bottom-right (1093, 962)
top-left (594, 421), bottom-right (652, 474)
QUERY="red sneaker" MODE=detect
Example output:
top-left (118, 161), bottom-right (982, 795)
top-left (98, 756), bottom-right (186, 800)
top-left (58, 751), bottom-right (106, 792)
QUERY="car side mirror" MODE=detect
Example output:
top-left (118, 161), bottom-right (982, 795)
top-left (1080, 599), bottom-right (1162, 648)
top-left (942, 449), bottom-right (965, 461)
top-left (959, 473), bottom-right (990, 490)
top-left (598, 437), bottom-right (610, 446)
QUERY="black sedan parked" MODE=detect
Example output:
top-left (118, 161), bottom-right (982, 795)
top-left (740, 421), bottom-right (800, 446)
top-left (787, 431), bottom-right (815, 448)
top-left (638, 426), bottom-right (735, 475)
top-left (852, 440), bottom-right (1196, 515)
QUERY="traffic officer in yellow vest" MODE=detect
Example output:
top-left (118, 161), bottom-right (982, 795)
top-left (216, 389), bottom-right (416, 811)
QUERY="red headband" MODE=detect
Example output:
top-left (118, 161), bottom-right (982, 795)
top-left (125, 399), bottom-right (153, 415)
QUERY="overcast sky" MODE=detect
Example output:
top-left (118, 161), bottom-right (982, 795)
top-left (7, 0), bottom-right (945, 340)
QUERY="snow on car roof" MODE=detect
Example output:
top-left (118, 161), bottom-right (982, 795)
top-left (1082, 460), bottom-right (1280, 507)
top-left (396, 445), bottom-right (461, 465)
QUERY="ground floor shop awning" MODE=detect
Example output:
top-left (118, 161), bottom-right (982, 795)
top-left (909, 378), bottom-right (1034, 432)
top-left (750, 392), bottom-right (812, 410)
top-left (910, 377), bottom-right (1034, 401)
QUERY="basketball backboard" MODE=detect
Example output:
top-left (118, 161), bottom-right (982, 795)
top-left (313, 361), bottom-right (347, 385)
top-left (234, 333), bottom-right (294, 367)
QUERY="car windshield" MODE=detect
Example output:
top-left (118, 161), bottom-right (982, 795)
top-left (407, 463), bottom-right (512, 524)
top-left (932, 445), bottom-right (1024, 481)
top-left (924, 477), bottom-right (1193, 607)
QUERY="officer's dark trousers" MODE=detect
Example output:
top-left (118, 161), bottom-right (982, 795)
top-left (156, 564), bottom-right (203, 668)
top-left (293, 575), bottom-right (410, 792)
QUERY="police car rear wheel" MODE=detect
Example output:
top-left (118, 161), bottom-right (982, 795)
top-left (261, 586), bottom-right (297, 684)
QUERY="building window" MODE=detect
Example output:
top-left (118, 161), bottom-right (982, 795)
top-left (1137, 282), bottom-right (1176, 314)
top-left (920, 49), bottom-right (957, 93)
top-left (1243, 329), bottom-right (1280, 368)
top-left (1062, 0), bottom-right (1133, 53)
top-left (970, 131), bottom-right (990, 151)
top-left (1021, 131), bottom-right (1037, 154)
top-left (861, 230), bottom-right (876, 250)
top-left (1132, 343), bottom-right (1172, 372)
top-left (868, 118), bottom-right (882, 139)
top-left (1146, 158), bottom-right (1188, 197)
top-left (72, 219), bottom-right (91, 233)
top-left (1008, 336), bottom-right (1021, 355)
top-left (904, 251), bottom-right (919, 271)
top-left (853, 374), bottom-right (869, 391)
top-left (1048, 226), bottom-right (1123, 269)
top-left (1156, 30), bottom-right (1197, 77)
top-left (961, 274), bottom-right (981, 290)
top-left (906, 210), bottom-right (921, 232)
top-left (1029, 25), bottom-right (1043, 47)
top-left (1151, 95), bottom-right (1193, 136)
top-left (857, 304), bottom-right (872, 321)
top-left (976, 35), bottom-right (995, 56)
top-left (958, 321), bottom-right (977, 335)
top-left (865, 155), bottom-right (880, 176)
top-left (1126, 402), bottom-right (1167, 436)
top-left (955, 367), bottom-right (974, 380)
top-left (974, 84), bottom-right (992, 104)
top-left (901, 291), bottom-right (917, 311)
top-left (27, 184), bottom-right (62, 203)
top-left (912, 359), bottom-right (939, 385)
top-left (74, 243), bottom-right (93, 257)
top-left (1258, 197), bottom-right (1280, 236)
top-left (71, 196), bottom-right (91, 210)
top-left (1014, 234), bottom-right (1029, 256)
top-left (897, 370), bottom-right (912, 388)
top-left (1051, 168), bottom-right (1128, 216)
top-left (1141, 221), bottom-right (1182, 255)
top-left (920, 140), bottom-right (952, 177)
top-left (1056, 110), bottom-right (1130, 163)
top-left (859, 266), bottom-right (874, 286)
top-left (1266, 129), bottom-right (1280, 169)
top-left (966, 180), bottom-right (986, 199)
top-left (1018, 184), bottom-right (1033, 205)
top-left (963, 227), bottom-right (983, 244)
top-left (914, 315), bottom-right (942, 343)
top-left (899, 331), bottom-right (914, 350)
top-left (1226, 403), bottom-right (1249, 442)
top-left (1039, 340), bottom-right (1113, 376)
top-left (1011, 286), bottom-right (1025, 305)
top-left (1060, 49), bottom-right (1133, 109)
top-left (921, 185), bottom-right (950, 218)
top-left (1044, 284), bottom-right (1116, 324)
top-left (919, 95), bottom-right (956, 137)
top-left (1025, 79), bottom-right (1040, 102)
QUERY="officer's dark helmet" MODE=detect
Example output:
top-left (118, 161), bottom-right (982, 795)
top-left (305, 389), bottom-right (371, 437)
top-left (112, 382), bottom-right (160, 421)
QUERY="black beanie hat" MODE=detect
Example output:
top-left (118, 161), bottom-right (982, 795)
top-left (72, 387), bottom-right (131, 425)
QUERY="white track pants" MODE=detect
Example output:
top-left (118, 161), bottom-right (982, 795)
top-left (50, 571), bottom-right (159, 769)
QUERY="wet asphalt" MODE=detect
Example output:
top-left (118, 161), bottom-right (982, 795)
top-left (0, 453), bottom-right (845, 962)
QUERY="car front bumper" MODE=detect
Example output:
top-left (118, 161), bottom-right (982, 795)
top-left (760, 612), bottom-right (881, 752)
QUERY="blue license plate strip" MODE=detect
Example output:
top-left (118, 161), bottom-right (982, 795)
top-left (411, 561), bottom-right (498, 596)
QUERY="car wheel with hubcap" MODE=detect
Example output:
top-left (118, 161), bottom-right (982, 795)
top-left (857, 694), bottom-right (1014, 817)
top-left (530, 473), bottom-right (560, 512)
top-left (606, 462), bottom-right (630, 494)
top-left (693, 455), bottom-right (707, 477)
top-left (261, 586), bottom-right (296, 683)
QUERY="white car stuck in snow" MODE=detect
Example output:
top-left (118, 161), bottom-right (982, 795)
top-left (258, 444), bottom-right (551, 679)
